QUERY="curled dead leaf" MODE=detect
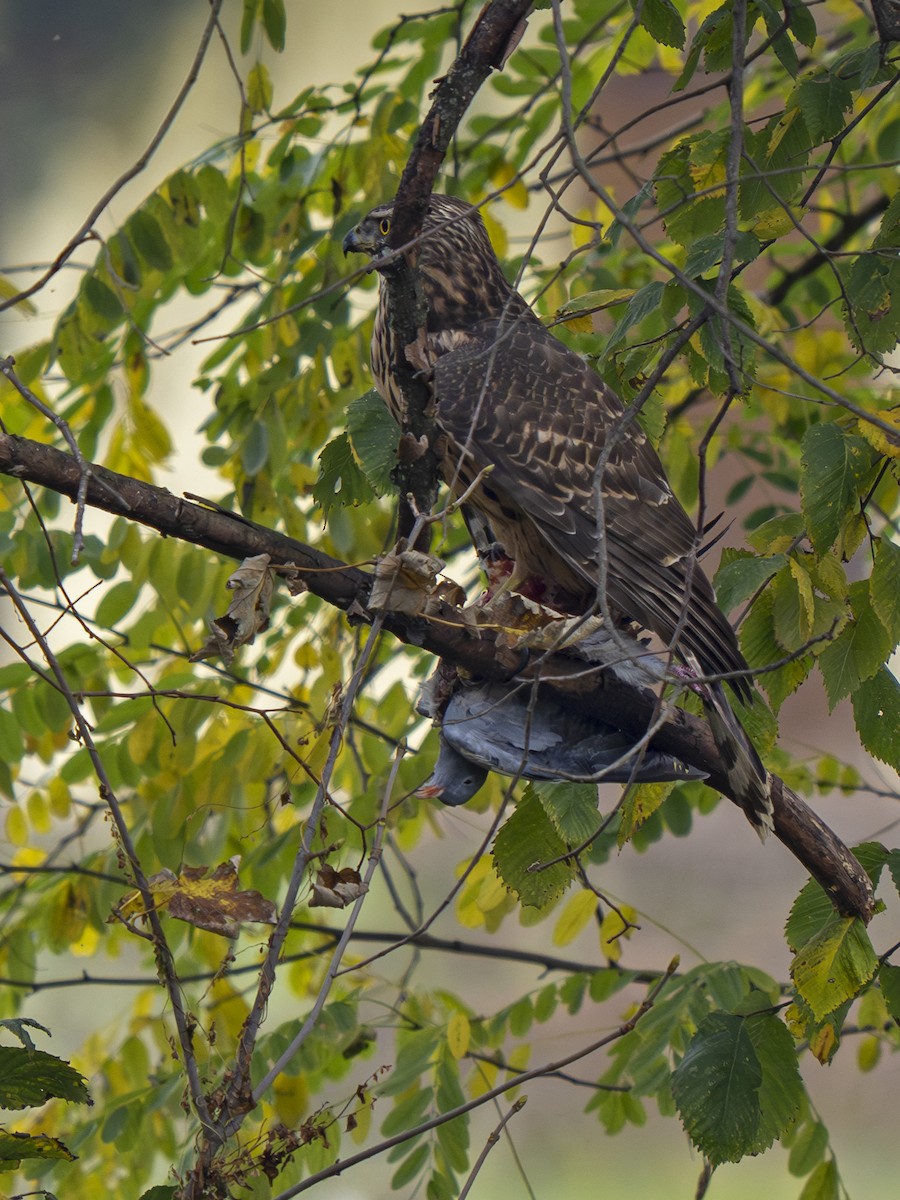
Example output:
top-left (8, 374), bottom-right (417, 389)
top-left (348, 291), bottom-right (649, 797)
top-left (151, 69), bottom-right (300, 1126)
top-left (310, 865), bottom-right (366, 909)
top-left (369, 548), bottom-right (445, 615)
top-left (190, 553), bottom-right (274, 665)
top-left (113, 858), bottom-right (276, 938)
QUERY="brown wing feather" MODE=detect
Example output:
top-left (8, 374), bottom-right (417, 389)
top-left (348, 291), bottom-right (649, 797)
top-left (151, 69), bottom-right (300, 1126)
top-left (433, 317), bottom-right (751, 700)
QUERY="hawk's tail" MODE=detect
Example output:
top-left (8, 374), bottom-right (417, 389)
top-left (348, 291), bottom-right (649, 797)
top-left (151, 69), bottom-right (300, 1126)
top-left (704, 682), bottom-right (773, 841)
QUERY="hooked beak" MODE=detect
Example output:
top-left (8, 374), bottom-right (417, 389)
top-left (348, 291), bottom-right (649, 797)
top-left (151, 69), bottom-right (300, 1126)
top-left (341, 227), bottom-right (362, 256)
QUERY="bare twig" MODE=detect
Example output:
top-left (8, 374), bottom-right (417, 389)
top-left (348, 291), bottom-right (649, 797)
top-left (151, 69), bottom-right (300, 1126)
top-left (0, 568), bottom-right (214, 1134)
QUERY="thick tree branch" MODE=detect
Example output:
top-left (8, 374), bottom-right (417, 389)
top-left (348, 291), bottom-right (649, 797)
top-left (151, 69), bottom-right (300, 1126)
top-left (0, 431), bottom-right (875, 922)
top-left (378, 0), bottom-right (533, 536)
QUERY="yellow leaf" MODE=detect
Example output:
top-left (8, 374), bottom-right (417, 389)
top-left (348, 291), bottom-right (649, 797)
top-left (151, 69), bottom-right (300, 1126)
top-left (490, 162), bottom-right (529, 209)
top-left (48, 776), bottom-right (71, 819)
top-left (26, 791), bottom-right (52, 835)
top-left (469, 1058), bottom-right (499, 1097)
top-left (617, 782), bottom-right (674, 847)
top-left (447, 1013), bottom-right (470, 1060)
top-left (856, 407), bottom-right (900, 459)
top-left (552, 890), bottom-right (598, 947)
top-left (857, 1034), bottom-right (881, 1072)
top-left (5, 806), bottom-right (27, 846)
top-left (599, 904), bottom-right (639, 961)
top-left (809, 1022), bottom-right (838, 1065)
top-left (476, 866), bottom-right (509, 914)
top-left (70, 925), bottom-right (100, 958)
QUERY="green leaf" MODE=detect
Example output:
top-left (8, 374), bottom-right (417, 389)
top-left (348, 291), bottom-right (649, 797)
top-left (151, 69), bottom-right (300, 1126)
top-left (785, 878), bottom-right (838, 955)
top-left (95, 579), bottom-right (139, 629)
top-left (247, 62), bottom-right (273, 112)
top-left (671, 1012), bottom-right (762, 1164)
top-left (844, 252), bottom-right (900, 356)
top-left (618, 782), bottom-right (674, 847)
top-left (788, 1119), bottom-right (830, 1177)
top-left (127, 210), bottom-right (173, 272)
top-left (534, 780), bottom-right (601, 845)
top-left (390, 1141), bottom-right (430, 1190)
top-left (492, 787), bottom-right (575, 909)
top-left (791, 917), bottom-right (877, 1020)
top-left (870, 536), bottom-right (900, 646)
top-left (346, 389), bottom-right (398, 497)
top-left (794, 70), bottom-right (853, 143)
top-left (313, 433), bottom-right (376, 518)
top-left (800, 423), bottom-right (871, 553)
top-left (715, 552), bottom-right (785, 615)
top-left (851, 667), bottom-right (900, 771)
top-left (878, 963), bottom-right (900, 1022)
top-left (0, 1130), bottom-right (76, 1164)
top-left (633, 0), bottom-right (685, 48)
top-left (799, 1158), bottom-right (839, 1200)
top-left (240, 419), bottom-right (270, 477)
top-left (0, 1046), bottom-right (91, 1109)
top-left (817, 580), bottom-right (891, 708)
top-left (82, 275), bottom-right (123, 324)
top-left (262, 0), bottom-right (286, 51)
top-left (746, 1013), bottom-right (804, 1150)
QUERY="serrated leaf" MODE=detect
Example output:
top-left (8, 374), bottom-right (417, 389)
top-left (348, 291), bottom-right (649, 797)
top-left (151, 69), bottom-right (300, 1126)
top-left (0, 1130), bottom-right (76, 1164)
top-left (851, 667), bottom-right (900, 771)
top-left (618, 782), bottom-right (673, 847)
top-left (791, 917), bottom-right (877, 1020)
top-left (492, 787), bottom-right (575, 908)
top-left (671, 1012), bottom-right (763, 1164)
top-left (817, 580), bottom-right (891, 708)
top-left (346, 389), bottom-right (398, 497)
top-left (0, 1046), bottom-right (90, 1108)
top-left (313, 433), bottom-right (376, 518)
top-left (800, 423), bottom-right (870, 553)
top-left (634, 0), bottom-right (686, 48)
top-left (879, 963), bottom-right (900, 1021)
top-left (715, 552), bottom-right (784, 615)
top-left (795, 71), bottom-right (853, 143)
top-left (870, 537), bottom-right (900, 645)
top-left (533, 781), bottom-right (600, 845)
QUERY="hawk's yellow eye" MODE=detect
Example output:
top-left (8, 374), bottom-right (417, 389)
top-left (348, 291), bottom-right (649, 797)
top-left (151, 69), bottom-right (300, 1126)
top-left (379, 218), bottom-right (391, 236)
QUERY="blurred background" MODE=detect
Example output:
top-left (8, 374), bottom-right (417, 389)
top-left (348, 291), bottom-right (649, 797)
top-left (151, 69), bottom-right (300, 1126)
top-left (2, 3), bottom-right (898, 1198)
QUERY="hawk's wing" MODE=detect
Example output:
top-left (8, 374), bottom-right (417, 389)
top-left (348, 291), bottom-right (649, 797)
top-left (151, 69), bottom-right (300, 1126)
top-left (432, 318), bottom-right (749, 697)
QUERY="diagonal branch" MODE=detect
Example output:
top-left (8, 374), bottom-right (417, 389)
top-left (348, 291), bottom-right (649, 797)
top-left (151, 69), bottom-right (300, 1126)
top-left (0, 429), bottom-right (875, 922)
top-left (378, 0), bottom-right (534, 535)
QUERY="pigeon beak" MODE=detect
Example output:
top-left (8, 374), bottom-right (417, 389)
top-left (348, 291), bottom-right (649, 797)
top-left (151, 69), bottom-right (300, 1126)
top-left (415, 782), bottom-right (444, 800)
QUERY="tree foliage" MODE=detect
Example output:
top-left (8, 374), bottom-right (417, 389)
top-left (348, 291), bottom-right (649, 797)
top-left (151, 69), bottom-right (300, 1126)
top-left (1, 1), bottom-right (899, 1197)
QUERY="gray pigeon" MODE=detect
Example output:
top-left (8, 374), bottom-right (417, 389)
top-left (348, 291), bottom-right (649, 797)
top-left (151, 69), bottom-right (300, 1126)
top-left (416, 681), bottom-right (708, 807)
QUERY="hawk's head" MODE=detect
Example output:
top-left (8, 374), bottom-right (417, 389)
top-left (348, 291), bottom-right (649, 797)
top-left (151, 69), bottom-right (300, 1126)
top-left (342, 193), bottom-right (524, 328)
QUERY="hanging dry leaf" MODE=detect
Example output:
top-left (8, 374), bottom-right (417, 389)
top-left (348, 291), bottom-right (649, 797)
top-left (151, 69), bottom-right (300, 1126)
top-left (113, 859), bottom-right (276, 938)
top-left (309, 865), bottom-right (366, 909)
top-left (190, 553), bottom-right (274, 665)
top-left (368, 548), bottom-right (445, 615)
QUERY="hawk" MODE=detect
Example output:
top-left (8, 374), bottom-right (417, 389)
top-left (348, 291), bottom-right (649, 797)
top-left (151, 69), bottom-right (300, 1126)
top-left (343, 194), bottom-right (772, 837)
